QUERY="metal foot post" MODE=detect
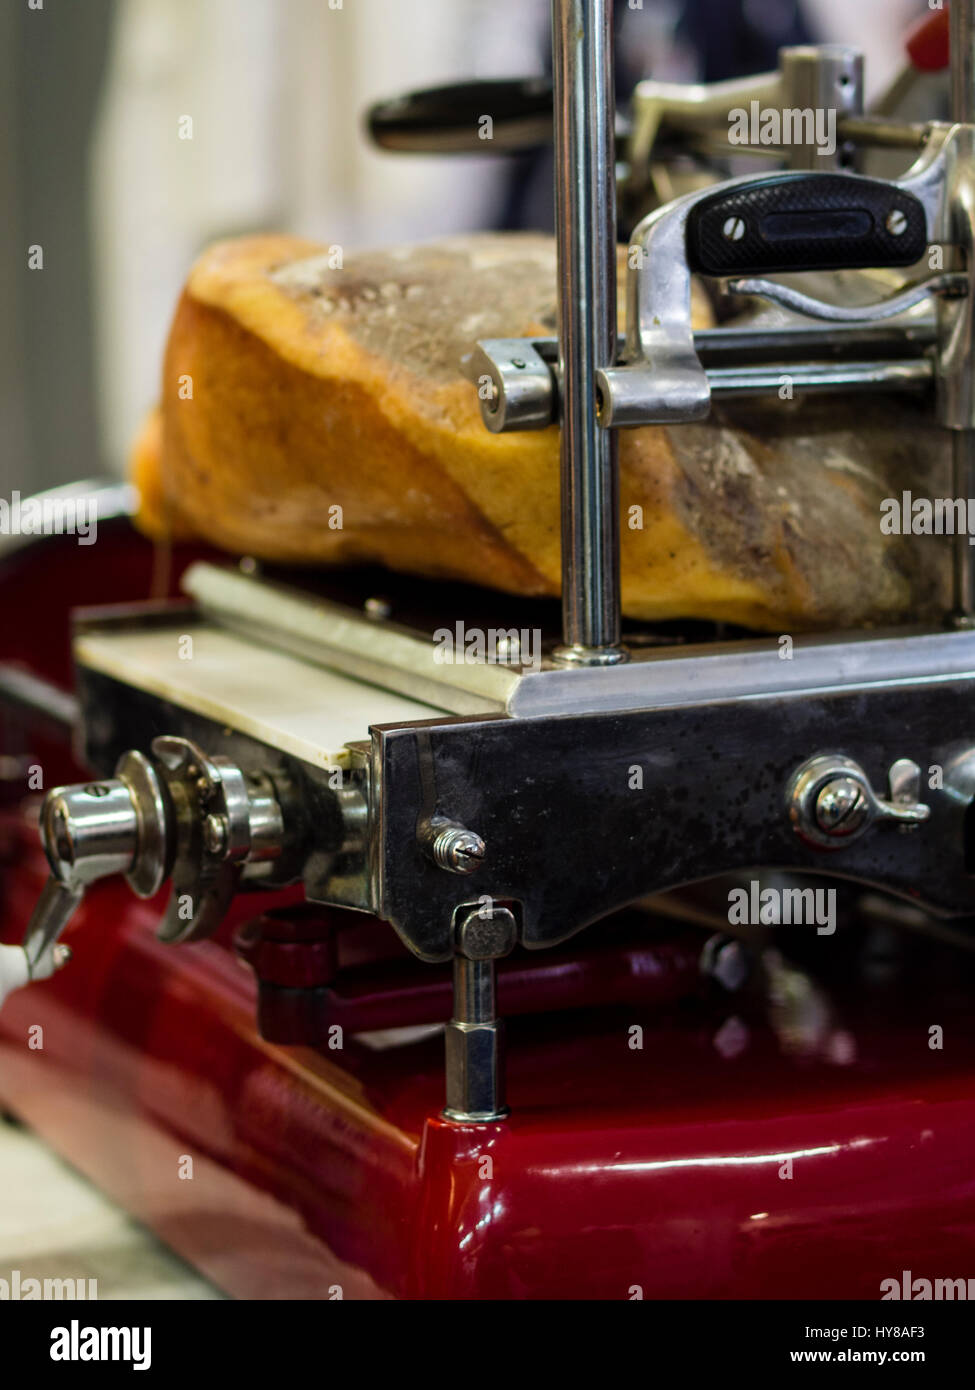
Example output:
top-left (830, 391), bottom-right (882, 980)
top-left (442, 905), bottom-right (516, 1122)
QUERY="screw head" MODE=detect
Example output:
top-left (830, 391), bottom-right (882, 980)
top-left (722, 215), bottom-right (746, 242)
top-left (432, 825), bottom-right (486, 875)
top-left (886, 208), bottom-right (907, 237)
top-left (203, 813), bottom-right (229, 856)
top-left (814, 777), bottom-right (869, 836)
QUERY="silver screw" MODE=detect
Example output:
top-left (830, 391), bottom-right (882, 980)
top-left (814, 777), bottom-right (869, 836)
top-left (203, 813), bottom-right (229, 856)
top-left (456, 905), bottom-right (517, 959)
top-left (886, 208), bottom-right (907, 237)
top-left (722, 216), bottom-right (746, 242)
top-left (431, 825), bottom-right (486, 875)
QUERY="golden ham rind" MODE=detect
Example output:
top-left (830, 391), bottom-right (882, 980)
top-left (132, 233), bottom-right (949, 631)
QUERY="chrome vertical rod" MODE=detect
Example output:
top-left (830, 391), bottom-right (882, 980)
top-left (551, 0), bottom-right (625, 664)
top-left (949, 0), bottom-right (975, 626)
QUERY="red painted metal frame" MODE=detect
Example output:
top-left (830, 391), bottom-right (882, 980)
top-left (3, 528), bottom-right (975, 1299)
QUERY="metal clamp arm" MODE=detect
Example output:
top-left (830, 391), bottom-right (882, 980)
top-left (598, 169), bottom-right (933, 427)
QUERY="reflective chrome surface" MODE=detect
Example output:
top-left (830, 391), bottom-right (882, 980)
top-left (551, 0), bottom-right (623, 662)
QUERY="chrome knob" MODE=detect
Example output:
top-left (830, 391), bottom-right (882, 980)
top-left (2, 738), bottom-right (291, 1011)
top-left (788, 754), bottom-right (930, 849)
top-left (42, 780), bottom-right (139, 886)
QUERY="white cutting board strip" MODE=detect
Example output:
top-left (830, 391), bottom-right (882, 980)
top-left (75, 624), bottom-right (445, 768)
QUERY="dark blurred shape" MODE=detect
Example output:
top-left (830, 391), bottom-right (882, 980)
top-left (496, 0), bottom-right (814, 232)
top-left (678, 0), bottom-right (811, 84)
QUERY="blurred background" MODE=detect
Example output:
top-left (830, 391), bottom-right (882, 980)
top-left (1, 0), bottom-right (929, 503)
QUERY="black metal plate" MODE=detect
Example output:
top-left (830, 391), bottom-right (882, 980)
top-left (377, 680), bottom-right (975, 960)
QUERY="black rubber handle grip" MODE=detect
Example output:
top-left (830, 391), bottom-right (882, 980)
top-left (685, 173), bottom-right (927, 276)
top-left (367, 78), bottom-right (554, 153)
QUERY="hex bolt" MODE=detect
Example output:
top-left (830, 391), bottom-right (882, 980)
top-left (722, 215), bottom-right (746, 241)
top-left (431, 825), bottom-right (487, 875)
top-left (814, 777), bottom-right (869, 836)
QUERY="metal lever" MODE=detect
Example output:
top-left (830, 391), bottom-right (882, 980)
top-left (366, 77), bottom-right (558, 154)
top-left (725, 273), bottom-right (966, 325)
top-left (0, 755), bottom-right (165, 1011)
top-left (21, 876), bottom-right (84, 972)
top-left (0, 879), bottom-right (78, 1009)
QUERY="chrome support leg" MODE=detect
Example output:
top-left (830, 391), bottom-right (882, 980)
top-left (442, 905), bottom-right (516, 1123)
